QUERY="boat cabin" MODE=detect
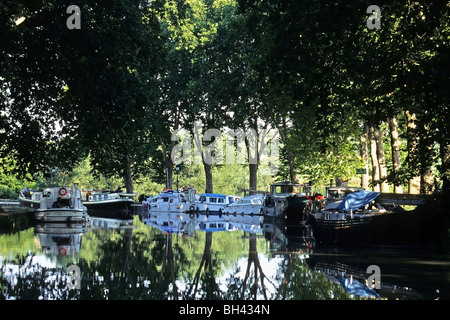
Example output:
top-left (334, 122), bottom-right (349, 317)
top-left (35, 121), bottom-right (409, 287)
top-left (199, 193), bottom-right (239, 205)
top-left (151, 190), bottom-right (185, 204)
top-left (325, 186), bottom-right (365, 202)
top-left (270, 181), bottom-right (309, 198)
top-left (233, 195), bottom-right (264, 206)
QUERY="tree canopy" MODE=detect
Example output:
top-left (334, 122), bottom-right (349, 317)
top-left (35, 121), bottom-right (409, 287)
top-left (1, 0), bottom-right (449, 195)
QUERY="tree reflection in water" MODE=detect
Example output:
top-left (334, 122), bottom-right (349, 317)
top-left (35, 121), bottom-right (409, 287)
top-left (0, 217), bottom-right (367, 300)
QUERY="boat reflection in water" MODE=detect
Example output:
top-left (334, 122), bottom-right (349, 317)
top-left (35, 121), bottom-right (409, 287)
top-left (34, 215), bottom-right (134, 258)
top-left (144, 212), bottom-right (197, 236)
top-left (2, 208), bottom-right (449, 300)
top-left (262, 221), bottom-right (315, 254)
top-left (34, 222), bottom-right (89, 258)
top-left (306, 250), bottom-right (435, 300)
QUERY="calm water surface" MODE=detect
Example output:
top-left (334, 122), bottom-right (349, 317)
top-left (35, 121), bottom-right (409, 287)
top-left (1, 211), bottom-right (450, 300)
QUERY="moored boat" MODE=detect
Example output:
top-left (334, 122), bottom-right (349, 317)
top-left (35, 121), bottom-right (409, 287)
top-left (304, 190), bottom-right (448, 247)
top-left (34, 184), bottom-right (89, 223)
top-left (305, 190), bottom-right (383, 227)
top-left (145, 187), bottom-right (198, 214)
top-left (81, 190), bottom-right (135, 219)
top-left (222, 195), bottom-right (266, 215)
top-left (196, 193), bottom-right (241, 214)
top-left (20, 187), bottom-right (135, 216)
top-left (263, 181), bottom-right (311, 220)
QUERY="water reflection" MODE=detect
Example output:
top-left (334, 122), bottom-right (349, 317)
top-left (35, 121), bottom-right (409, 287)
top-left (0, 211), bottom-right (449, 300)
top-left (34, 222), bottom-right (88, 257)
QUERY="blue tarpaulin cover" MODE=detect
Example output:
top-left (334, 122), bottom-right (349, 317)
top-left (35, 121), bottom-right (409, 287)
top-left (335, 190), bottom-right (380, 212)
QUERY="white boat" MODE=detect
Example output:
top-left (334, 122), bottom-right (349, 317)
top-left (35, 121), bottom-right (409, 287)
top-left (222, 195), bottom-right (266, 215)
top-left (20, 187), bottom-right (135, 216)
top-left (146, 187), bottom-right (198, 214)
top-left (34, 184), bottom-right (89, 223)
top-left (222, 181), bottom-right (310, 219)
top-left (196, 193), bottom-right (241, 214)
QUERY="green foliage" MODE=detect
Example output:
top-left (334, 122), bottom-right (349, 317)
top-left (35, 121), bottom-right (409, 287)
top-left (1, 0), bottom-right (449, 191)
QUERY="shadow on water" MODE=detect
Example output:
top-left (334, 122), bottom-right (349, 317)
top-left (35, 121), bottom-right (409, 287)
top-left (0, 209), bottom-right (449, 300)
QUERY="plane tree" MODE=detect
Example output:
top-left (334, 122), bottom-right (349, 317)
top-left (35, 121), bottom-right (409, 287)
top-left (1, 0), bottom-right (164, 192)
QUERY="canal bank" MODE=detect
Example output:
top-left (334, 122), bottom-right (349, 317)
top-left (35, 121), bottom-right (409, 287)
top-left (0, 204), bottom-right (34, 234)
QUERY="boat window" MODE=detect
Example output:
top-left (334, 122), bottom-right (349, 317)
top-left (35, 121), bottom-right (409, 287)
top-left (210, 223), bottom-right (217, 228)
top-left (218, 198), bottom-right (224, 203)
top-left (210, 198), bottom-right (217, 203)
top-left (163, 197), bottom-right (169, 202)
top-left (200, 196), bottom-right (206, 202)
top-left (328, 190), bottom-right (340, 199)
top-left (218, 223), bottom-right (224, 228)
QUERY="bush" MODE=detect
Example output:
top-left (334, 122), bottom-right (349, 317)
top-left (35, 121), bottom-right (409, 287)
top-left (0, 185), bottom-right (18, 200)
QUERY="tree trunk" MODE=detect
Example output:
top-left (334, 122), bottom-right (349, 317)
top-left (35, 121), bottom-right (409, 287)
top-left (360, 123), bottom-right (370, 190)
top-left (440, 135), bottom-right (450, 208)
top-left (244, 125), bottom-right (259, 195)
top-left (388, 116), bottom-right (403, 193)
top-left (369, 124), bottom-right (380, 192)
top-left (160, 140), bottom-right (173, 190)
top-left (165, 158), bottom-right (173, 190)
top-left (441, 136), bottom-right (450, 191)
top-left (406, 111), bottom-right (420, 194)
top-left (249, 163), bottom-right (258, 194)
top-left (203, 161), bottom-right (213, 193)
top-left (280, 115), bottom-right (297, 182)
top-left (419, 123), bottom-right (435, 195)
top-left (193, 122), bottom-right (215, 194)
top-left (420, 167), bottom-right (434, 194)
top-left (374, 126), bottom-right (389, 193)
top-left (124, 155), bottom-right (133, 193)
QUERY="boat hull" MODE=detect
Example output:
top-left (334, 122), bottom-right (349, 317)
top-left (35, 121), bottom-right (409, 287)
top-left (284, 196), bottom-right (310, 221)
top-left (20, 194), bottom-right (134, 216)
top-left (262, 196), bottom-right (310, 220)
top-left (148, 202), bottom-right (198, 214)
top-left (84, 199), bottom-right (134, 219)
top-left (34, 208), bottom-right (89, 223)
top-left (307, 205), bottom-right (449, 247)
top-left (197, 203), bottom-right (227, 214)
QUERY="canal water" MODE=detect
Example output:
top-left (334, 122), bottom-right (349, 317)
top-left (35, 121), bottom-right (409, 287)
top-left (1, 211), bottom-right (450, 300)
